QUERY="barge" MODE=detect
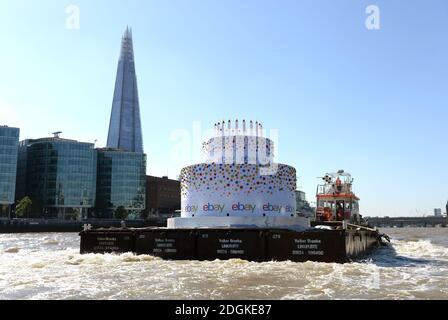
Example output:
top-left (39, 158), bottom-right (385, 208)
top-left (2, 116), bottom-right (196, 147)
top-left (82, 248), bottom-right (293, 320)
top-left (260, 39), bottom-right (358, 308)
top-left (80, 121), bottom-right (389, 262)
top-left (80, 223), bottom-right (383, 263)
top-left (80, 169), bottom-right (389, 262)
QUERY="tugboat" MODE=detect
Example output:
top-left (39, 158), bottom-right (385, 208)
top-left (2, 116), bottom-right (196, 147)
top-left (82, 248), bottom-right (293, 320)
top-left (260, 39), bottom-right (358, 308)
top-left (314, 170), bottom-right (363, 225)
top-left (312, 170), bottom-right (390, 257)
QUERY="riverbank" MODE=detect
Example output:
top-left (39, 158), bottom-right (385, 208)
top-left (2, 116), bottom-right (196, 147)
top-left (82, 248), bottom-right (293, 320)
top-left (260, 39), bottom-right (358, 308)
top-left (0, 218), bottom-right (168, 233)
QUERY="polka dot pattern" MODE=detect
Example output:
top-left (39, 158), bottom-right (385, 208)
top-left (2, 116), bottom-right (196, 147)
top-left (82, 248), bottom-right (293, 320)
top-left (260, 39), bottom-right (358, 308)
top-left (180, 163), bottom-right (296, 199)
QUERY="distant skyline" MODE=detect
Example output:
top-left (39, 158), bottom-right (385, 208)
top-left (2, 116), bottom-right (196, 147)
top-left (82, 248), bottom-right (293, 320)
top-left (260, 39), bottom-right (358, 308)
top-left (1, 0), bottom-right (447, 217)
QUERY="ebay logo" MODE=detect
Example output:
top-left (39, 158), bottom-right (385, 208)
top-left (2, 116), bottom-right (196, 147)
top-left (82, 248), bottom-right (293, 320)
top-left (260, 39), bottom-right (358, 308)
top-left (184, 205), bottom-right (198, 213)
top-left (231, 202), bottom-right (256, 213)
top-left (263, 203), bottom-right (294, 213)
top-left (203, 203), bottom-right (225, 213)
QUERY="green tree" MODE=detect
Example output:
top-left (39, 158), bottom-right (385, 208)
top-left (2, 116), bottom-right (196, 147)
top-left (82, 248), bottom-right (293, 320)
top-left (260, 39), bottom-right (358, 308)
top-left (16, 197), bottom-right (32, 218)
top-left (140, 210), bottom-right (149, 220)
top-left (114, 206), bottom-right (128, 220)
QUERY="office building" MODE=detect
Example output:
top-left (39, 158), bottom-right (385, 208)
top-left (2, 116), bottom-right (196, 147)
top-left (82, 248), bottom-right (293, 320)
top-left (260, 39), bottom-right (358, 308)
top-left (106, 27), bottom-right (144, 153)
top-left (0, 126), bottom-right (19, 217)
top-left (15, 133), bottom-right (97, 219)
top-left (145, 175), bottom-right (180, 217)
top-left (97, 27), bottom-right (147, 219)
top-left (296, 190), bottom-right (314, 218)
top-left (95, 148), bottom-right (146, 219)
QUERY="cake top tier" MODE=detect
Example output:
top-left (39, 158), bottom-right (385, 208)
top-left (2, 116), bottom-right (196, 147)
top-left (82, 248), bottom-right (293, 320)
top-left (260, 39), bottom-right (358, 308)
top-left (213, 120), bottom-right (265, 138)
top-left (204, 120), bottom-right (274, 165)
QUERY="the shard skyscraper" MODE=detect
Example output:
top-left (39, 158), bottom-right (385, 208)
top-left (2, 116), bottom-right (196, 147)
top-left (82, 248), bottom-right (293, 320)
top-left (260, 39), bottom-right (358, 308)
top-left (106, 27), bottom-right (144, 153)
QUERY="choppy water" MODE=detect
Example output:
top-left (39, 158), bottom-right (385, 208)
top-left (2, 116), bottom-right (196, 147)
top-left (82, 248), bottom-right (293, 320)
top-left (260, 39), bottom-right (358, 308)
top-left (1, 228), bottom-right (447, 300)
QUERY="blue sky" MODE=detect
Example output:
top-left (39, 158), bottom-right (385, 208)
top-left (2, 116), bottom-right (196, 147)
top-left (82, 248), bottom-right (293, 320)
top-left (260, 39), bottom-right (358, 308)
top-left (0, 0), bottom-right (447, 217)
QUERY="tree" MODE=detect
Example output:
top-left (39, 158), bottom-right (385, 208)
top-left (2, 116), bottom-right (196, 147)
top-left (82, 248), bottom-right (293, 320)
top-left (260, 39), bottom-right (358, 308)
top-left (114, 206), bottom-right (128, 220)
top-left (16, 197), bottom-right (32, 218)
top-left (140, 210), bottom-right (149, 220)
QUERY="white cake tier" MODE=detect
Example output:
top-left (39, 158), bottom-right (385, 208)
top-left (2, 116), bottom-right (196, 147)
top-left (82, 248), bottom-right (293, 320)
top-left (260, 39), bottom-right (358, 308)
top-left (167, 216), bottom-right (310, 231)
top-left (180, 163), bottom-right (297, 218)
top-left (203, 135), bottom-right (274, 165)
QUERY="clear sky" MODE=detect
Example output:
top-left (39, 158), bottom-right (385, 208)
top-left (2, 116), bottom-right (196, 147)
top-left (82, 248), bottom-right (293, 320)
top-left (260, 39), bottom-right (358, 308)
top-left (1, 0), bottom-right (447, 217)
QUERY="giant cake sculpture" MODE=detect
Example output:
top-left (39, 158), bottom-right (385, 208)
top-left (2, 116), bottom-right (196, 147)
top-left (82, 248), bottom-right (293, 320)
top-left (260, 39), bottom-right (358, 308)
top-left (79, 29), bottom-right (385, 262)
top-left (168, 120), bottom-right (309, 230)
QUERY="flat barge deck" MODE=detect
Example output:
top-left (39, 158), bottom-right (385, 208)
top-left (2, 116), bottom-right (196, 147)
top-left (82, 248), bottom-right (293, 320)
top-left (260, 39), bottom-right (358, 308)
top-left (79, 223), bottom-right (383, 263)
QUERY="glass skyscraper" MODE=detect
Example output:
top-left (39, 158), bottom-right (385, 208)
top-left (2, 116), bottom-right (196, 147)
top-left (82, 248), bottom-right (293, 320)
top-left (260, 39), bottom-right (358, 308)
top-left (0, 126), bottom-right (19, 217)
top-left (106, 27), bottom-right (144, 153)
top-left (16, 135), bottom-right (97, 219)
top-left (96, 148), bottom-right (146, 219)
top-left (98, 27), bottom-right (147, 220)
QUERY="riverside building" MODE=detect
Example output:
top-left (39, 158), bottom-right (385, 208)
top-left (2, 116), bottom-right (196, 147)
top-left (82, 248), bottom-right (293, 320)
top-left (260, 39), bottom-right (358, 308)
top-left (95, 148), bottom-right (146, 219)
top-left (95, 27), bottom-right (147, 219)
top-left (0, 126), bottom-right (19, 218)
top-left (15, 133), bottom-right (97, 219)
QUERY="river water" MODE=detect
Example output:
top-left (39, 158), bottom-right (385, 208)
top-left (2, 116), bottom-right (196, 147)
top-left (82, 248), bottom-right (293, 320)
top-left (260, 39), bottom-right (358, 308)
top-left (0, 228), bottom-right (447, 300)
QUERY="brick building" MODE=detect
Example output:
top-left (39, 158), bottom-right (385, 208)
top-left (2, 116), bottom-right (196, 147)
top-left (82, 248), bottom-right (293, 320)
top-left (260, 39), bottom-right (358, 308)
top-left (145, 176), bottom-right (180, 217)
